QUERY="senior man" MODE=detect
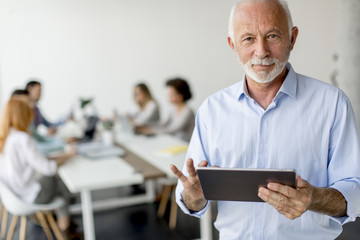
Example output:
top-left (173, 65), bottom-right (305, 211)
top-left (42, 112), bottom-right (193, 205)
top-left (170, 0), bottom-right (360, 239)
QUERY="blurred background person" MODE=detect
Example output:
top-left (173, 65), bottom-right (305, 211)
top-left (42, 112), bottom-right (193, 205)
top-left (136, 78), bottom-right (194, 142)
top-left (11, 89), bottom-right (67, 155)
top-left (0, 98), bottom-right (77, 235)
top-left (25, 80), bottom-right (66, 135)
top-left (10, 89), bottom-right (32, 104)
top-left (127, 83), bottom-right (160, 127)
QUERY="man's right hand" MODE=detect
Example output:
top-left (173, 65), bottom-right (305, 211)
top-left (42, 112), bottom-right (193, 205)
top-left (170, 158), bottom-right (208, 212)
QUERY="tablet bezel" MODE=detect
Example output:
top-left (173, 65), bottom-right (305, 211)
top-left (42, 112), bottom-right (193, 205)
top-left (197, 167), bottom-right (297, 202)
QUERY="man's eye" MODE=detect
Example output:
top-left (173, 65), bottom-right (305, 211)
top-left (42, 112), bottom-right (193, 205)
top-left (268, 34), bottom-right (278, 39)
top-left (243, 37), bottom-right (252, 42)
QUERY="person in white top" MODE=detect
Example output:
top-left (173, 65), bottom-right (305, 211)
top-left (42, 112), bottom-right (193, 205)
top-left (127, 83), bottom-right (160, 127)
top-left (0, 98), bottom-right (76, 232)
top-left (136, 78), bottom-right (195, 142)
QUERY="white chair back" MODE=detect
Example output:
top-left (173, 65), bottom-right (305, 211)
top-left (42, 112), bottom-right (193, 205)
top-left (0, 180), bottom-right (64, 216)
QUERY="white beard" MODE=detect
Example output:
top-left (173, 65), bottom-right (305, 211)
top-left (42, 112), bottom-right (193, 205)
top-left (240, 57), bottom-right (288, 84)
top-left (235, 45), bottom-right (290, 84)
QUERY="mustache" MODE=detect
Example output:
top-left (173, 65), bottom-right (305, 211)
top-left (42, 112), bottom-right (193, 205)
top-left (248, 57), bottom-right (279, 66)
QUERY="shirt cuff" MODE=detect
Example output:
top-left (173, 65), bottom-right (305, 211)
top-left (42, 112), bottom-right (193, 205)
top-left (330, 180), bottom-right (360, 224)
top-left (176, 188), bottom-right (210, 218)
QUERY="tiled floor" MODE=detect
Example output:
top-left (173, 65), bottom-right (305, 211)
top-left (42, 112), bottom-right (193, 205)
top-left (2, 186), bottom-right (359, 240)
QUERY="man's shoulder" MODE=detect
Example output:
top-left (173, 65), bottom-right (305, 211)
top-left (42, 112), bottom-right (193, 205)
top-left (296, 73), bottom-right (348, 101)
top-left (200, 81), bottom-right (242, 108)
top-left (297, 73), bottom-right (333, 88)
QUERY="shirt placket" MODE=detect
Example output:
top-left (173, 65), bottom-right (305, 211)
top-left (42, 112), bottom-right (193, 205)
top-left (254, 111), bottom-right (268, 240)
top-left (254, 100), bottom-right (279, 239)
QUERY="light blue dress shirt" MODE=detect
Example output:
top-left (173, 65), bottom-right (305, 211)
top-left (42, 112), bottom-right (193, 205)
top-left (176, 63), bottom-right (360, 240)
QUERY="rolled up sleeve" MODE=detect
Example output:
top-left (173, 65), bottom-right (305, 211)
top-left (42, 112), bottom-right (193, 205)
top-left (330, 180), bottom-right (360, 224)
top-left (328, 94), bottom-right (360, 224)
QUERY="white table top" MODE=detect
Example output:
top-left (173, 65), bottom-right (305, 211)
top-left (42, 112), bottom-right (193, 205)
top-left (115, 133), bottom-right (187, 179)
top-left (58, 156), bottom-right (143, 193)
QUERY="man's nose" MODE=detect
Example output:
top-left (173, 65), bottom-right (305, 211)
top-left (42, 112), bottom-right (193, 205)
top-left (254, 38), bottom-right (270, 59)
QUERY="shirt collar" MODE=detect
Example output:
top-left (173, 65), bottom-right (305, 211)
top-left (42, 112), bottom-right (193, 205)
top-left (237, 77), bottom-right (249, 101)
top-left (237, 62), bottom-right (297, 101)
top-left (277, 63), bottom-right (297, 100)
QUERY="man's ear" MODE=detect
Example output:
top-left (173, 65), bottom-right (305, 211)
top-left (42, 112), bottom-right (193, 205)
top-left (228, 36), bottom-right (236, 52)
top-left (289, 26), bottom-right (299, 51)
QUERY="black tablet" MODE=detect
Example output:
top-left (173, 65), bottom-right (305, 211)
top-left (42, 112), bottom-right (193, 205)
top-left (197, 167), bottom-right (297, 202)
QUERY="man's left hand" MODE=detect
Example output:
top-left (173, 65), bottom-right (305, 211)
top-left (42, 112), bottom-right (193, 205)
top-left (258, 176), bottom-right (313, 220)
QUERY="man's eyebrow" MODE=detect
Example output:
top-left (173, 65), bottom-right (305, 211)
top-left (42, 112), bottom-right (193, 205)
top-left (237, 27), bottom-right (257, 39)
top-left (239, 32), bottom-right (255, 39)
top-left (265, 28), bottom-right (284, 35)
top-left (237, 27), bottom-right (286, 40)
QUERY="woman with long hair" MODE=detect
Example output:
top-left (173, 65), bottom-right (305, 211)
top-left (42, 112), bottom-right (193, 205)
top-left (0, 98), bottom-right (76, 233)
top-left (128, 83), bottom-right (160, 126)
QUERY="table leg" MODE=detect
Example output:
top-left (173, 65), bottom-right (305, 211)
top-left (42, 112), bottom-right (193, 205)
top-left (81, 190), bottom-right (96, 240)
top-left (145, 180), bottom-right (155, 202)
top-left (200, 205), bottom-right (212, 240)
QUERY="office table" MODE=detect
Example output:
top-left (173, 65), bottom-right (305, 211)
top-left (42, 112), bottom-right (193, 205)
top-left (58, 156), bottom-right (144, 240)
top-left (59, 133), bottom-right (213, 240)
top-left (115, 133), bottom-right (213, 240)
top-left (116, 133), bottom-right (187, 179)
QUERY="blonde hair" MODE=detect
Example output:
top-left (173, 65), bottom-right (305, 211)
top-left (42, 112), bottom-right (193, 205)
top-left (0, 99), bottom-right (34, 151)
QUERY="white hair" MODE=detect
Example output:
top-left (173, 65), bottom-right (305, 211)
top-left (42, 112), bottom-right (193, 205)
top-left (228, 0), bottom-right (293, 42)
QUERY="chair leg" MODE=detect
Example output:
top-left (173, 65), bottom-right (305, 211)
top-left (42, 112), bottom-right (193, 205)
top-left (1, 208), bottom-right (8, 239)
top-left (45, 212), bottom-right (64, 240)
top-left (36, 211), bottom-right (54, 240)
top-left (169, 186), bottom-right (178, 230)
top-left (19, 216), bottom-right (27, 240)
top-left (157, 185), bottom-right (172, 217)
top-left (6, 215), bottom-right (18, 240)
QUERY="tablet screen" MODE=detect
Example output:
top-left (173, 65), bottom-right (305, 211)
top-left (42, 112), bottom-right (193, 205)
top-left (197, 167), bottom-right (296, 202)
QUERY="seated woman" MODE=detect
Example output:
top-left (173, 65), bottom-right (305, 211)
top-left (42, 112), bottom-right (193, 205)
top-left (0, 98), bottom-right (76, 233)
top-left (11, 89), bottom-right (66, 155)
top-left (128, 83), bottom-right (160, 126)
top-left (136, 78), bottom-right (195, 142)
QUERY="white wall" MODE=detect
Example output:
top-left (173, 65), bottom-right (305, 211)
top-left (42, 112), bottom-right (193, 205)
top-left (336, 0), bottom-right (360, 123)
top-left (0, 0), bottom-right (338, 121)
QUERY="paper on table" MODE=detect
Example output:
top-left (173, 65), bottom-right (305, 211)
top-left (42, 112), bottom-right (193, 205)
top-left (156, 145), bottom-right (188, 156)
